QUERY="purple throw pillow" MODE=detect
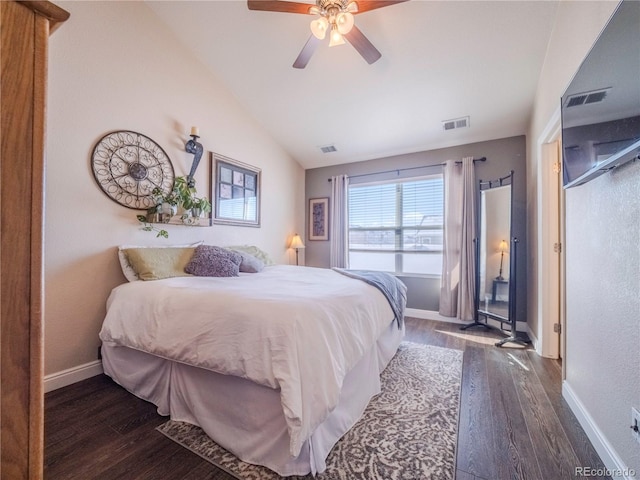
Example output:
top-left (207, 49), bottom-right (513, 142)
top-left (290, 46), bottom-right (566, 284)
top-left (185, 245), bottom-right (242, 277)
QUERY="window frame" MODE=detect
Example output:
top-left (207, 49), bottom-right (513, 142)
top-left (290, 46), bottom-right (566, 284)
top-left (211, 152), bottom-right (261, 227)
top-left (347, 173), bottom-right (444, 277)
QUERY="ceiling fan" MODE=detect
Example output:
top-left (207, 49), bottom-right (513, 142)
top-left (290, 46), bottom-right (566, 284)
top-left (247, 0), bottom-right (408, 68)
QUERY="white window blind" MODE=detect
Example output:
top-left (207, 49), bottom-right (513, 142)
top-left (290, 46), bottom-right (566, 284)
top-left (348, 174), bottom-right (444, 275)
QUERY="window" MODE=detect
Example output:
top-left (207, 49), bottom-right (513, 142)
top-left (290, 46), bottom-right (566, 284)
top-left (348, 174), bottom-right (444, 275)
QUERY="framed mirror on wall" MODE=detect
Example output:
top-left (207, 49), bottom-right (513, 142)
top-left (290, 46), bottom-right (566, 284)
top-left (462, 170), bottom-right (530, 347)
top-left (211, 152), bottom-right (261, 227)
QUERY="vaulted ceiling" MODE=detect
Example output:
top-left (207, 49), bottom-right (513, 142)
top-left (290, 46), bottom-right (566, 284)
top-left (147, 0), bottom-right (559, 169)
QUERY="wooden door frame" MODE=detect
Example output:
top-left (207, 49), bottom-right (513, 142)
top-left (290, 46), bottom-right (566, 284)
top-left (1, 2), bottom-right (68, 478)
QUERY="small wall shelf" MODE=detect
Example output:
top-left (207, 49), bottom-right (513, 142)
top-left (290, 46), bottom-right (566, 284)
top-left (146, 213), bottom-right (212, 227)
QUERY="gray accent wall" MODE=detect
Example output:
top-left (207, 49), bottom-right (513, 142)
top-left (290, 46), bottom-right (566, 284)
top-left (304, 135), bottom-right (527, 319)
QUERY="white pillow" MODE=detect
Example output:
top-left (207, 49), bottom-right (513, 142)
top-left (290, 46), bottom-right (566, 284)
top-left (117, 241), bottom-right (203, 282)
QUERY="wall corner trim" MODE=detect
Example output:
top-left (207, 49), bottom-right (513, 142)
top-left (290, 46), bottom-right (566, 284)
top-left (562, 381), bottom-right (632, 479)
top-left (44, 360), bottom-right (104, 393)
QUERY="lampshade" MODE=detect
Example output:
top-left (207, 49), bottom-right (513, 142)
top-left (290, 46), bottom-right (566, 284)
top-left (328, 25), bottom-right (345, 47)
top-left (290, 234), bottom-right (305, 249)
top-left (310, 16), bottom-right (329, 39)
top-left (499, 240), bottom-right (509, 252)
top-left (336, 11), bottom-right (354, 35)
top-left (309, 2), bottom-right (356, 47)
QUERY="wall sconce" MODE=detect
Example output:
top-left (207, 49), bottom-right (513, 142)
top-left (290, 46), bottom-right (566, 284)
top-left (185, 126), bottom-right (203, 188)
top-left (289, 233), bottom-right (305, 266)
top-left (496, 239), bottom-right (509, 280)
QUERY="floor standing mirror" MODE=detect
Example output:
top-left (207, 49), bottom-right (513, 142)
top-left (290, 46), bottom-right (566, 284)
top-left (462, 171), bottom-right (529, 347)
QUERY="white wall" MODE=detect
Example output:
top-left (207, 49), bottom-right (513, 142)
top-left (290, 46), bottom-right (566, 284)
top-left (527, 0), bottom-right (618, 339)
top-left (528, 1), bottom-right (640, 474)
top-left (565, 160), bottom-right (640, 474)
top-left (46, 1), bottom-right (304, 376)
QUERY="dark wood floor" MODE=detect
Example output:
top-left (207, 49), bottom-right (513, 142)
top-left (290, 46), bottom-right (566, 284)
top-left (44, 318), bottom-right (609, 479)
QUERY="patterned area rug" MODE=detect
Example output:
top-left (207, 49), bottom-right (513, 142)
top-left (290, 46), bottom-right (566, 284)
top-left (156, 342), bottom-right (463, 479)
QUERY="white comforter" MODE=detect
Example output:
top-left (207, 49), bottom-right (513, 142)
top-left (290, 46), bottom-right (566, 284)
top-left (99, 265), bottom-right (398, 457)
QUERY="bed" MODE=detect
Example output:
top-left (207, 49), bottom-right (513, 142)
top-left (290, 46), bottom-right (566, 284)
top-left (99, 254), bottom-right (406, 476)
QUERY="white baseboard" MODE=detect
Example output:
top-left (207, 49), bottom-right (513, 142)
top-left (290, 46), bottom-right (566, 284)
top-left (405, 308), bottom-right (467, 324)
top-left (405, 309), bottom-right (529, 333)
top-left (562, 382), bottom-right (634, 480)
top-left (44, 360), bottom-right (103, 393)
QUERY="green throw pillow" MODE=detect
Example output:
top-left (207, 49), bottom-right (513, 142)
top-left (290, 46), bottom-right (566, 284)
top-left (123, 247), bottom-right (195, 281)
top-left (226, 245), bottom-right (274, 266)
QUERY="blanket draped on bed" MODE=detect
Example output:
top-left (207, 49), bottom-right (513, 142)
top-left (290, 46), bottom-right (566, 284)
top-left (333, 268), bottom-right (407, 328)
top-left (99, 265), bottom-right (404, 459)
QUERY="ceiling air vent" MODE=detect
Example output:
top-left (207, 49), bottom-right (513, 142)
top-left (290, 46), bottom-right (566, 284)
top-left (565, 88), bottom-right (611, 108)
top-left (442, 116), bottom-right (470, 131)
top-left (319, 145), bottom-right (337, 154)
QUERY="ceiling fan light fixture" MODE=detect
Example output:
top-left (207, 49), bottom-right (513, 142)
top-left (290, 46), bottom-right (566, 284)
top-left (310, 16), bottom-right (329, 39)
top-left (336, 11), bottom-right (354, 35)
top-left (248, 0), bottom-right (403, 68)
top-left (328, 24), bottom-right (345, 47)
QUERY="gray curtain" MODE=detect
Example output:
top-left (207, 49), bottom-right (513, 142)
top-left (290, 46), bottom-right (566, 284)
top-left (439, 157), bottom-right (476, 320)
top-left (330, 174), bottom-right (349, 268)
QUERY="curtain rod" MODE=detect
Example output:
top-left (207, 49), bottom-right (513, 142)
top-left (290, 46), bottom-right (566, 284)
top-left (327, 157), bottom-right (486, 182)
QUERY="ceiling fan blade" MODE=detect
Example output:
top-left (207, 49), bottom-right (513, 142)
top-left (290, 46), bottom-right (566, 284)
top-left (345, 26), bottom-right (381, 64)
top-left (293, 35), bottom-right (321, 69)
top-left (247, 0), bottom-right (313, 14)
top-left (354, 0), bottom-right (409, 14)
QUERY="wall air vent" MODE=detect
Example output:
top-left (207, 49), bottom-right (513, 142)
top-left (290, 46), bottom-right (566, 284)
top-left (442, 116), bottom-right (470, 131)
top-left (319, 145), bottom-right (337, 153)
top-left (565, 87), bottom-right (611, 108)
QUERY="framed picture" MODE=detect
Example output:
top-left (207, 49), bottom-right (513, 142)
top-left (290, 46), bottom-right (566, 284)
top-left (309, 197), bottom-right (329, 241)
top-left (211, 152), bottom-right (261, 227)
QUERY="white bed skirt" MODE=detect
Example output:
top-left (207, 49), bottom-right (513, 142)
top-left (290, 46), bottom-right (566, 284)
top-left (101, 320), bottom-right (404, 476)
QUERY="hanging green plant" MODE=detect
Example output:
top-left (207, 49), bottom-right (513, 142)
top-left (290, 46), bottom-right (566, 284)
top-left (137, 175), bottom-right (212, 236)
top-left (136, 216), bottom-right (169, 238)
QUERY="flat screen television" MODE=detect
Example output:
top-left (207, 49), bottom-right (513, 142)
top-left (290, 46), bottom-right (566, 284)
top-left (561, 0), bottom-right (640, 188)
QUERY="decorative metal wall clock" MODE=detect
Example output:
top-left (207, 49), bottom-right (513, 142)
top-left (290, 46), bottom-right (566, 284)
top-left (91, 130), bottom-right (175, 210)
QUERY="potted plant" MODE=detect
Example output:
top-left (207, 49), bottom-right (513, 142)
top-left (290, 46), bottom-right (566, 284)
top-left (137, 176), bottom-right (212, 234)
top-left (171, 176), bottom-right (211, 218)
top-left (146, 187), bottom-right (179, 222)
top-left (189, 196), bottom-right (212, 218)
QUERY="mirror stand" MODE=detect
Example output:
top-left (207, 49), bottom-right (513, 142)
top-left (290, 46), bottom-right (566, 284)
top-left (461, 171), bottom-right (530, 347)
